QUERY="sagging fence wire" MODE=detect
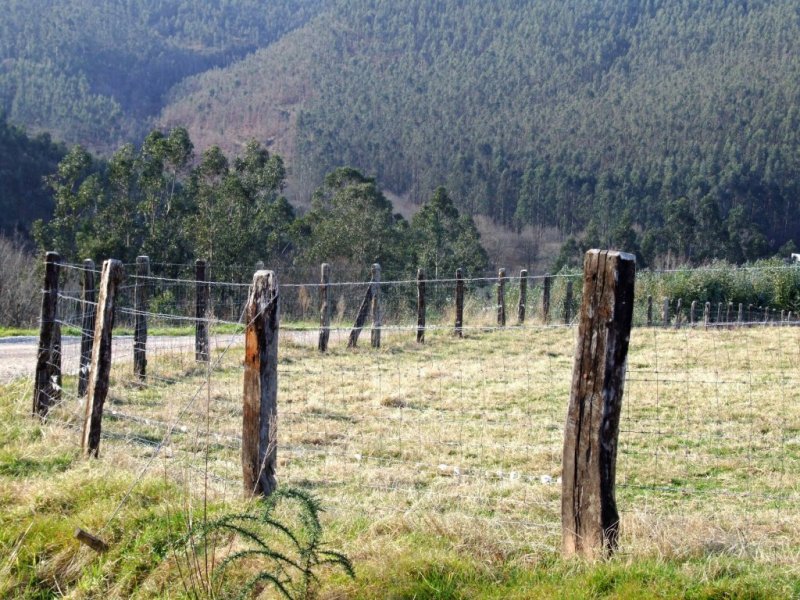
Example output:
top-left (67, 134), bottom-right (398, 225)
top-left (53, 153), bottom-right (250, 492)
top-left (25, 256), bottom-right (800, 555)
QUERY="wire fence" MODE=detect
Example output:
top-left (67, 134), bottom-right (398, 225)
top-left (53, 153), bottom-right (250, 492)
top-left (29, 260), bottom-right (800, 556)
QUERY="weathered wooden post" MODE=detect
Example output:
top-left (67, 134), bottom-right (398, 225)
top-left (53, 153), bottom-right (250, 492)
top-left (716, 302), bottom-right (723, 324)
top-left (82, 260), bottom-right (125, 457)
top-left (497, 268), bottom-right (507, 327)
top-left (33, 251), bottom-right (61, 417)
top-left (370, 263), bottom-right (382, 348)
top-left (662, 298), bottom-right (670, 327)
top-left (562, 250), bottom-right (635, 559)
top-left (348, 266), bottom-right (377, 348)
top-left (704, 302), bottom-right (711, 328)
top-left (318, 263), bottom-right (331, 352)
top-left (646, 295), bottom-right (653, 327)
top-left (455, 268), bottom-right (464, 337)
top-left (517, 269), bottom-right (527, 325)
top-left (726, 302), bottom-right (733, 325)
top-left (763, 306), bottom-right (769, 324)
top-left (564, 280), bottom-right (574, 324)
top-left (195, 259), bottom-right (210, 362)
top-left (748, 304), bottom-right (754, 324)
top-left (675, 298), bottom-right (683, 329)
top-left (417, 268), bottom-right (426, 343)
top-left (690, 300), bottom-right (697, 325)
top-left (737, 303), bottom-right (744, 327)
top-left (242, 270), bottom-right (279, 497)
top-left (133, 256), bottom-right (150, 380)
top-left (78, 259), bottom-right (96, 398)
top-left (542, 273), bottom-right (552, 324)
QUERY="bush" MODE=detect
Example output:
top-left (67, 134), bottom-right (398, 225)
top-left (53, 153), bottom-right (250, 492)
top-left (0, 236), bottom-right (40, 327)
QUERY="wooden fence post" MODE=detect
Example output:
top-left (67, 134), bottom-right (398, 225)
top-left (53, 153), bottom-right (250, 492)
top-left (370, 263), bottom-right (382, 348)
top-left (646, 295), bottom-right (653, 326)
top-left (195, 259), bottom-right (210, 362)
top-left (134, 256), bottom-right (150, 380)
top-left (662, 298), bottom-right (670, 327)
top-left (763, 306), bottom-right (769, 324)
top-left (455, 268), bottom-right (464, 337)
top-left (716, 302), bottom-right (723, 324)
top-left (542, 273), bottom-right (552, 324)
top-left (242, 270), bottom-right (279, 497)
top-left (33, 251), bottom-right (61, 417)
top-left (348, 267), bottom-right (376, 348)
top-left (562, 249), bottom-right (636, 559)
top-left (748, 304), bottom-right (754, 324)
top-left (726, 302), bottom-right (733, 325)
top-left (417, 269), bottom-right (426, 343)
top-left (675, 298), bottom-right (683, 329)
top-left (704, 302), bottom-right (711, 328)
top-left (497, 268), bottom-right (506, 327)
top-left (518, 269), bottom-right (527, 325)
top-left (690, 300), bottom-right (697, 325)
top-left (318, 263), bottom-right (331, 352)
top-left (564, 280), bottom-right (574, 324)
top-left (737, 303), bottom-right (744, 327)
top-left (82, 260), bottom-right (125, 457)
top-left (78, 259), bottom-right (96, 398)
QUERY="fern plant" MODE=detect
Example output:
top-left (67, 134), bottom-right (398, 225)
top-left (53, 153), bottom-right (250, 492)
top-left (177, 487), bottom-right (354, 599)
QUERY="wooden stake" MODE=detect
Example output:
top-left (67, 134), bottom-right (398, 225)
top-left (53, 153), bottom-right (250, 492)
top-left (517, 269), bottom-right (527, 325)
top-left (78, 259), bottom-right (95, 398)
top-left (82, 260), bottom-right (125, 457)
top-left (74, 528), bottom-right (109, 553)
top-left (455, 268), bottom-right (464, 337)
top-left (497, 268), bottom-right (506, 327)
top-left (33, 251), bottom-right (61, 417)
top-left (318, 263), bottom-right (331, 352)
top-left (133, 256), bottom-right (149, 380)
top-left (417, 269), bottom-right (426, 343)
top-left (370, 263), bottom-right (382, 348)
top-left (348, 272), bottom-right (374, 348)
top-left (562, 249), bottom-right (636, 559)
top-left (242, 270), bottom-right (279, 497)
top-left (542, 273), bottom-right (552, 324)
top-left (195, 259), bottom-right (210, 362)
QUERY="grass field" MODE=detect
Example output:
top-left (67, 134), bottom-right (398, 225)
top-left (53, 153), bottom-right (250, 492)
top-left (1, 318), bottom-right (799, 598)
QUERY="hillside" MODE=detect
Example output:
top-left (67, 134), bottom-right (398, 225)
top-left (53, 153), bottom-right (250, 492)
top-left (161, 0), bottom-right (800, 264)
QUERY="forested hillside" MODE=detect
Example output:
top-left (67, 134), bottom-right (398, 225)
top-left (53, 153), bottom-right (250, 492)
top-left (162, 0), bottom-right (800, 265)
top-left (0, 0), bottom-right (327, 149)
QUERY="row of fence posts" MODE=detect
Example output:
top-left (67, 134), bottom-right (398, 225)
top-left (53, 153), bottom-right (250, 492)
top-left (646, 295), bottom-right (795, 327)
top-left (33, 250), bottom-right (796, 559)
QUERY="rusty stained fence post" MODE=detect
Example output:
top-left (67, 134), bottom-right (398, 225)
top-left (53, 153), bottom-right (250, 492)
top-left (517, 269), bottom-right (527, 325)
top-left (318, 263), bottom-right (331, 352)
top-left (82, 260), bottom-right (125, 457)
top-left (78, 259), bottom-right (96, 398)
top-left (497, 268), bottom-right (506, 327)
top-left (33, 251), bottom-right (61, 417)
top-left (562, 249), bottom-right (636, 559)
top-left (417, 268), bottom-right (426, 343)
top-left (455, 268), bottom-right (464, 337)
top-left (133, 256), bottom-right (150, 380)
top-left (242, 270), bottom-right (279, 497)
top-left (195, 259), bottom-right (210, 362)
top-left (370, 263), bottom-right (382, 348)
top-left (542, 273), bottom-right (552, 324)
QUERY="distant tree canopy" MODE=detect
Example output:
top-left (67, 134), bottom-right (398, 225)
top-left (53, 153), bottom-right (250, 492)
top-left (34, 130), bottom-right (489, 279)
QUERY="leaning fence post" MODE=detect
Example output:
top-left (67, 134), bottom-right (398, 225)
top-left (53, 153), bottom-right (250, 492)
top-left (82, 260), bottom-right (125, 457)
top-left (318, 263), bottom-right (331, 352)
top-left (33, 251), bottom-right (61, 418)
top-left (370, 263), bottom-right (382, 348)
top-left (348, 268), bottom-right (375, 348)
top-left (134, 256), bottom-right (150, 380)
top-left (195, 259), bottom-right (210, 362)
top-left (455, 268), bottom-right (464, 337)
top-left (417, 268), bottom-right (426, 343)
top-left (562, 249), bottom-right (636, 559)
top-left (78, 259), bottom-right (96, 398)
top-left (564, 280), bottom-right (574, 324)
top-left (242, 270), bottom-right (279, 497)
top-left (542, 273), bottom-right (552, 324)
top-left (517, 269), bottom-right (528, 325)
top-left (646, 295), bottom-right (653, 327)
top-left (497, 268), bottom-right (506, 327)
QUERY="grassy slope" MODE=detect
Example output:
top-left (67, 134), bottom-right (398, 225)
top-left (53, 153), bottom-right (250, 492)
top-left (1, 324), bottom-right (800, 598)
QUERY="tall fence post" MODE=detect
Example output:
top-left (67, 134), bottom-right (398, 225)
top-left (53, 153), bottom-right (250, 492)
top-left (78, 259), bottom-right (96, 398)
top-left (318, 263), bottom-right (331, 352)
top-left (497, 268), bottom-right (506, 327)
top-left (455, 268), bottom-right (464, 337)
top-left (417, 268), bottom-right (426, 343)
top-left (564, 280), bottom-right (574, 324)
top-left (348, 267), bottom-right (375, 348)
top-left (82, 260), bottom-right (125, 457)
top-left (646, 295), bottom-right (653, 327)
top-left (134, 256), bottom-right (150, 380)
top-left (370, 263), bottom-right (382, 348)
top-left (33, 251), bottom-right (61, 418)
top-left (562, 249), bottom-right (636, 559)
top-left (517, 269), bottom-right (527, 325)
top-left (195, 259), bottom-right (210, 362)
top-left (242, 270), bottom-right (279, 497)
top-left (542, 273), bottom-right (552, 324)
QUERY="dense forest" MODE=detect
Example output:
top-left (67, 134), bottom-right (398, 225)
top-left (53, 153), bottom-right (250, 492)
top-left (3, 0), bottom-right (800, 268)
